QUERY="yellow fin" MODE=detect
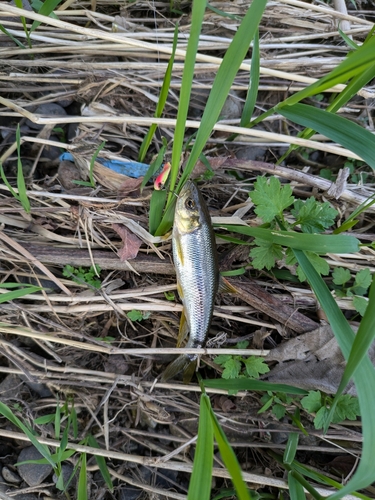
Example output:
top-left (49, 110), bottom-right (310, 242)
top-left (182, 360), bottom-right (197, 384)
top-left (161, 355), bottom-right (191, 382)
top-left (175, 236), bottom-right (184, 266)
top-left (176, 310), bottom-right (189, 347)
top-left (219, 276), bottom-right (238, 294)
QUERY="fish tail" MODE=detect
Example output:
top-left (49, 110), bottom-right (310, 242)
top-left (160, 354), bottom-right (193, 382)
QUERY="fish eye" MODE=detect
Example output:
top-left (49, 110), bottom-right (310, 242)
top-left (185, 198), bottom-right (196, 210)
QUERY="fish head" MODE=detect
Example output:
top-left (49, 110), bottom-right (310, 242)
top-left (174, 181), bottom-right (204, 233)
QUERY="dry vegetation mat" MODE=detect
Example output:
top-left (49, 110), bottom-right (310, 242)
top-left (0, 0), bottom-right (375, 499)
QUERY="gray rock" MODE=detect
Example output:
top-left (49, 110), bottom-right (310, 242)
top-left (26, 103), bottom-right (67, 131)
top-left (52, 464), bottom-right (75, 489)
top-left (1, 466), bottom-right (22, 484)
top-left (40, 135), bottom-right (63, 161)
top-left (0, 374), bottom-right (23, 399)
top-left (17, 446), bottom-right (53, 486)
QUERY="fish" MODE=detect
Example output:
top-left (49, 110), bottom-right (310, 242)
top-left (161, 180), bottom-right (220, 382)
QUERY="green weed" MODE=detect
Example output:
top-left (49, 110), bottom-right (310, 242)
top-left (214, 341), bottom-right (269, 380)
top-left (0, 125), bottom-right (30, 213)
top-left (127, 309), bottom-right (151, 322)
top-left (62, 265), bottom-right (102, 289)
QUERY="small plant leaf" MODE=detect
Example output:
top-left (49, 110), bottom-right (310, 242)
top-left (243, 357), bottom-right (269, 378)
top-left (332, 267), bottom-right (351, 286)
top-left (292, 197), bottom-right (337, 233)
top-left (250, 240), bottom-right (283, 270)
top-left (249, 177), bottom-right (294, 222)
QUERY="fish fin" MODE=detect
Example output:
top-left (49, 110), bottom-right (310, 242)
top-left (176, 281), bottom-right (184, 301)
top-left (176, 310), bottom-right (188, 347)
top-left (161, 355), bottom-right (191, 382)
top-left (219, 276), bottom-right (238, 294)
top-left (174, 237), bottom-right (184, 266)
top-left (182, 359), bottom-right (197, 384)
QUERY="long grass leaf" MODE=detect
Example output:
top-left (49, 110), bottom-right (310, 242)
top-left (87, 435), bottom-right (113, 490)
top-left (294, 250), bottom-right (375, 497)
top-left (205, 398), bottom-right (251, 500)
top-left (0, 286), bottom-right (41, 303)
top-left (278, 103), bottom-right (375, 169)
top-left (247, 33), bottom-right (375, 131)
top-left (78, 453), bottom-right (87, 500)
top-left (278, 62), bottom-right (375, 163)
top-left (0, 402), bottom-right (55, 467)
top-left (187, 394), bottom-right (213, 500)
top-left (149, 189), bottom-right (167, 234)
top-left (217, 224), bottom-right (359, 254)
top-left (178, 0), bottom-right (267, 191)
top-left (139, 25), bottom-right (179, 162)
top-left (167, 0), bottom-right (206, 203)
top-left (204, 378), bottom-right (307, 395)
top-left (330, 274), bottom-right (375, 410)
top-left (31, 0), bottom-right (63, 32)
top-left (241, 29), bottom-right (260, 126)
top-left (288, 471), bottom-right (306, 500)
top-left (16, 125), bottom-right (30, 212)
top-left (140, 140), bottom-right (167, 191)
top-left (0, 23), bottom-right (26, 48)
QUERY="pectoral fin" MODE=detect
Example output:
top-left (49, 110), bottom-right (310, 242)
top-left (219, 276), bottom-right (238, 294)
top-left (176, 309), bottom-right (189, 347)
top-left (161, 355), bottom-right (191, 382)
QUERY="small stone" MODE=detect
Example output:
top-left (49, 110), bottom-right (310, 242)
top-left (1, 466), bottom-right (21, 484)
top-left (17, 446), bottom-right (53, 486)
top-left (52, 464), bottom-right (74, 489)
top-left (26, 103), bottom-right (67, 131)
top-left (0, 374), bottom-right (23, 399)
top-left (58, 160), bottom-right (82, 190)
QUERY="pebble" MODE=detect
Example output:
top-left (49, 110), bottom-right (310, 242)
top-left (58, 160), bottom-right (82, 190)
top-left (26, 103), bottom-right (67, 131)
top-left (52, 464), bottom-right (74, 489)
top-left (1, 466), bottom-right (22, 484)
top-left (17, 446), bottom-right (53, 486)
top-left (0, 374), bottom-right (23, 398)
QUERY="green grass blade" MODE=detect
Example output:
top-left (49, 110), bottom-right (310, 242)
top-left (139, 26), bottom-right (178, 162)
top-left (178, 0), bottom-right (267, 191)
top-left (0, 401), bottom-right (56, 468)
top-left (149, 189), bottom-right (167, 234)
top-left (278, 62), bottom-right (375, 163)
top-left (217, 224), bottom-right (360, 254)
top-left (187, 394), bottom-right (213, 500)
top-left (78, 453), bottom-right (87, 500)
top-left (1, 164), bottom-right (20, 201)
top-left (241, 29), bottom-right (259, 126)
top-left (338, 27), bottom-right (360, 51)
top-left (54, 400), bottom-right (61, 439)
top-left (0, 23), bottom-right (26, 48)
top-left (284, 435), bottom-right (299, 467)
top-left (87, 435), bottom-right (113, 490)
top-left (205, 398), bottom-right (251, 500)
top-left (288, 471), bottom-right (306, 500)
top-left (278, 103), bottom-right (375, 169)
top-left (16, 125), bottom-right (30, 212)
top-left (330, 274), bottom-right (375, 409)
top-left (294, 250), bottom-right (375, 498)
top-left (30, 0), bottom-right (63, 32)
top-left (204, 378), bottom-right (308, 395)
top-left (167, 0), bottom-right (206, 203)
top-left (0, 286), bottom-right (41, 303)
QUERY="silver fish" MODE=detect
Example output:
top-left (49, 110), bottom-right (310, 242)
top-left (161, 180), bottom-right (219, 381)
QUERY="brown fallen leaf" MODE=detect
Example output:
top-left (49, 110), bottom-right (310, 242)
top-left (112, 224), bottom-right (142, 261)
top-left (118, 176), bottom-right (143, 195)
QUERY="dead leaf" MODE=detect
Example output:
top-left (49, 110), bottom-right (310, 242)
top-left (263, 325), bottom-right (375, 396)
top-left (112, 224), bottom-right (142, 261)
top-left (118, 176), bottom-right (143, 195)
